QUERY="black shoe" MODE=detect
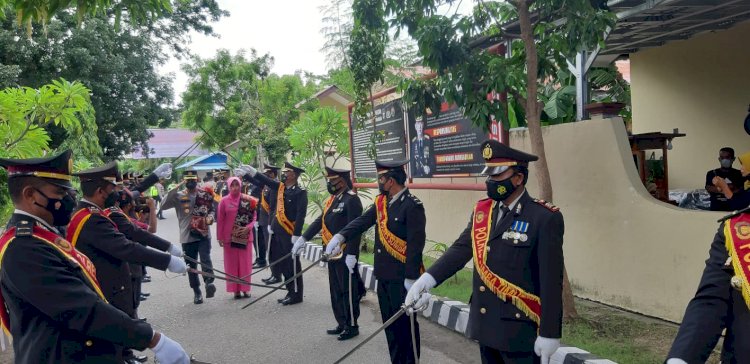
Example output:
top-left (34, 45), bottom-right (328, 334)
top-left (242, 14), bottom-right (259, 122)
top-left (133, 354), bottom-right (148, 363)
top-left (140, 292), bottom-right (150, 297)
top-left (265, 276), bottom-right (281, 285)
top-left (261, 277), bottom-right (272, 283)
top-left (241, 292), bottom-right (250, 299)
top-left (326, 326), bottom-right (344, 335)
top-left (277, 295), bottom-right (290, 303)
top-left (141, 276), bottom-right (151, 283)
top-left (194, 291), bottom-right (203, 304)
top-left (205, 282), bottom-right (216, 298)
top-left (337, 326), bottom-right (359, 341)
top-left (234, 293), bottom-right (242, 299)
top-left (138, 318), bottom-right (147, 322)
top-left (281, 296), bottom-right (302, 306)
top-left (125, 359), bottom-right (141, 364)
top-left (139, 295), bottom-right (148, 302)
top-left (253, 261), bottom-right (268, 269)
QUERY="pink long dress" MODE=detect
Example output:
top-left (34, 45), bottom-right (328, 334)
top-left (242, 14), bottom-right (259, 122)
top-left (217, 177), bottom-right (258, 293)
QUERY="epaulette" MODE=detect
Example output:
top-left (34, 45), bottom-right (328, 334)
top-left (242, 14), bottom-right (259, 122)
top-left (347, 190), bottom-right (356, 196)
top-left (408, 193), bottom-right (423, 205)
top-left (533, 199), bottom-right (559, 212)
top-left (87, 205), bottom-right (101, 214)
top-left (15, 220), bottom-right (32, 237)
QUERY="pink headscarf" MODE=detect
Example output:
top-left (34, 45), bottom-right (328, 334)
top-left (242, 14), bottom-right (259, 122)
top-left (226, 176), bottom-right (242, 201)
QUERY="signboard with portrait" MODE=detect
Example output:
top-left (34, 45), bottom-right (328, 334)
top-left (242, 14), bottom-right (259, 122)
top-left (349, 100), bottom-right (408, 178)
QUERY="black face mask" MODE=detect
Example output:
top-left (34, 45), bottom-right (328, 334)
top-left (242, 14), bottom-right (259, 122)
top-left (103, 190), bottom-right (119, 208)
top-left (486, 175), bottom-right (517, 202)
top-left (327, 181), bottom-right (338, 195)
top-left (34, 189), bottom-right (75, 226)
top-left (280, 174), bottom-right (287, 183)
top-left (378, 178), bottom-right (389, 195)
top-left (185, 180), bottom-right (198, 190)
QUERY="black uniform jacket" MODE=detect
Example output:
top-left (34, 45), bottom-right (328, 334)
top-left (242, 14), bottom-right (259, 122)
top-left (427, 192), bottom-right (564, 352)
top-left (668, 220), bottom-right (749, 364)
top-left (302, 189), bottom-right (363, 255)
top-left (0, 213), bottom-right (153, 363)
top-left (338, 189), bottom-right (426, 281)
top-left (72, 201), bottom-right (171, 315)
top-left (251, 175), bottom-right (277, 227)
top-left (105, 208), bottom-right (171, 279)
top-left (252, 173), bottom-right (308, 237)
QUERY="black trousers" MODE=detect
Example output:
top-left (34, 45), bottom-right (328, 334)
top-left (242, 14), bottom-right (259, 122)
top-left (479, 345), bottom-right (539, 364)
top-left (183, 237), bottom-right (214, 290)
top-left (272, 231), bottom-right (303, 299)
top-left (377, 279), bottom-right (420, 364)
top-left (132, 277), bottom-right (142, 311)
top-left (328, 259), bottom-right (365, 327)
top-left (254, 225), bottom-right (267, 264)
top-left (267, 229), bottom-right (282, 279)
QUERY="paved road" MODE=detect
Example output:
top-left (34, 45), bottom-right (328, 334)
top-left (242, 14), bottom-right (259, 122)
top-left (131, 208), bottom-right (480, 363)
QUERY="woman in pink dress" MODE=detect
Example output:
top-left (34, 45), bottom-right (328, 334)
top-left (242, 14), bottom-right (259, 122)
top-left (217, 176), bottom-right (258, 298)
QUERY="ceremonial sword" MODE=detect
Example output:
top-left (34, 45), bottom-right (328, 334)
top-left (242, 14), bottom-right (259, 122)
top-left (243, 251), bottom-right (293, 278)
top-left (182, 254), bottom-right (258, 286)
top-left (241, 254), bottom-right (329, 309)
top-left (333, 301), bottom-right (428, 364)
top-left (186, 268), bottom-right (287, 291)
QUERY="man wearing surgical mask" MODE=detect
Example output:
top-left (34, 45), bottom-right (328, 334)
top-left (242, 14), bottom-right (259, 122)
top-left (405, 139), bottom-right (564, 364)
top-left (705, 147), bottom-right (743, 211)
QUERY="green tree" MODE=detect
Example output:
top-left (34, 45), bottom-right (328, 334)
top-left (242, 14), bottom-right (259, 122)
top-left (287, 107), bottom-right (351, 214)
top-left (1, 0), bottom-right (172, 31)
top-left (0, 78), bottom-right (98, 222)
top-left (182, 50), bottom-right (319, 166)
top-left (350, 0), bottom-right (615, 319)
top-left (0, 1), bottom-right (227, 160)
top-left (0, 78), bottom-right (98, 159)
top-left (319, 0), bottom-right (353, 69)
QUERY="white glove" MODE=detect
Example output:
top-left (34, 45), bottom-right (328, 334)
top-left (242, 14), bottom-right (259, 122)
top-left (233, 167), bottom-right (246, 177)
top-left (267, 225), bottom-right (273, 234)
top-left (254, 221), bottom-right (259, 229)
top-left (168, 244), bottom-right (183, 257)
top-left (241, 165), bottom-right (258, 177)
top-left (325, 234), bottom-right (345, 256)
top-left (153, 163), bottom-right (173, 179)
top-left (534, 336), bottom-right (560, 364)
top-left (291, 236), bottom-right (306, 256)
top-left (404, 279), bottom-right (415, 291)
top-left (151, 333), bottom-right (190, 364)
top-left (405, 273), bottom-right (436, 315)
top-left (666, 360), bottom-right (687, 364)
top-left (167, 256), bottom-right (187, 274)
top-left (345, 254), bottom-right (357, 273)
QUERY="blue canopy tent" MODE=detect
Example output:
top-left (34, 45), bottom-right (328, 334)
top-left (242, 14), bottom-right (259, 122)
top-left (176, 152), bottom-right (229, 171)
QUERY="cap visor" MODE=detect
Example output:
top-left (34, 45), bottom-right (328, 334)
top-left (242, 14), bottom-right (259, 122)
top-left (481, 165), bottom-right (510, 176)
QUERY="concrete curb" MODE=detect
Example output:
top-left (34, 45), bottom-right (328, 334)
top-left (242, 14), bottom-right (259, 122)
top-left (300, 243), bottom-right (617, 364)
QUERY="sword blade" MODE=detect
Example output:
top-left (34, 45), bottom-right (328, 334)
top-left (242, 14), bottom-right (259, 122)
top-left (186, 268), bottom-right (287, 291)
top-left (333, 306), bottom-right (407, 364)
top-left (241, 255), bottom-right (327, 309)
top-left (183, 254), bottom-right (244, 282)
top-left (246, 251), bottom-right (293, 278)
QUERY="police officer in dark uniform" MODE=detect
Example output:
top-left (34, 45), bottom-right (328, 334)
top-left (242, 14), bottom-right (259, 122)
top-left (405, 140), bottom-right (564, 364)
top-left (68, 163), bottom-right (188, 320)
top-left (0, 151), bottom-right (189, 364)
top-left (326, 159), bottom-right (426, 364)
top-left (666, 210), bottom-right (750, 364)
top-left (237, 162), bottom-right (308, 305)
top-left (292, 166), bottom-right (366, 340)
top-left (250, 164), bottom-right (279, 275)
top-left (219, 168), bottom-right (231, 197)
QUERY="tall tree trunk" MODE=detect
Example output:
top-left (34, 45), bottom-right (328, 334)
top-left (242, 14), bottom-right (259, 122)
top-left (516, 0), bottom-right (578, 320)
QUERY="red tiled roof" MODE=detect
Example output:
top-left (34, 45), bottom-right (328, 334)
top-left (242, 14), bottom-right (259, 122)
top-left (131, 129), bottom-right (209, 159)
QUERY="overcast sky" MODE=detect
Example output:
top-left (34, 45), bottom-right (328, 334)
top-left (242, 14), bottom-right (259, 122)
top-left (161, 0), bottom-right (333, 103)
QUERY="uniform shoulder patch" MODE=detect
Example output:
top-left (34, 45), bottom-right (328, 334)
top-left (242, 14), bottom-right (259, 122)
top-left (408, 193), bottom-right (423, 205)
top-left (87, 205), bottom-right (101, 213)
top-left (533, 199), bottom-right (560, 212)
top-left (14, 221), bottom-right (32, 237)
